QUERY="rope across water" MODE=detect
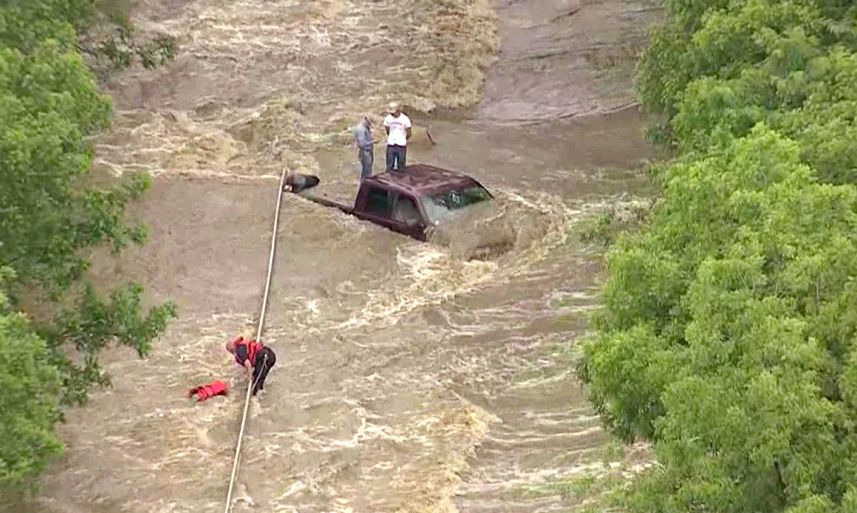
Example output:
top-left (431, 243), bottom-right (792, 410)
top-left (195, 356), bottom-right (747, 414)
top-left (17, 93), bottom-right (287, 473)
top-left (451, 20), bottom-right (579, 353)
top-left (223, 169), bottom-right (288, 513)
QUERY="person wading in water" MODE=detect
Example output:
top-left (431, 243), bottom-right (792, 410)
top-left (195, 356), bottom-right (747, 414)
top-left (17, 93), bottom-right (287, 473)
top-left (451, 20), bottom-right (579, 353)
top-left (225, 336), bottom-right (276, 396)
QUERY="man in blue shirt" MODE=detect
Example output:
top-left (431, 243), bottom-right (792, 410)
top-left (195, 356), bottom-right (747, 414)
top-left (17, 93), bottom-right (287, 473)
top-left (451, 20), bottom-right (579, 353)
top-left (353, 117), bottom-right (374, 181)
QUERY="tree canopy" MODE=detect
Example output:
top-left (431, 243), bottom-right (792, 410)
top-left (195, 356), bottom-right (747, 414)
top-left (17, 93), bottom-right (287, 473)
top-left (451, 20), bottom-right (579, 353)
top-left (580, 1), bottom-right (857, 511)
top-left (0, 0), bottom-right (174, 491)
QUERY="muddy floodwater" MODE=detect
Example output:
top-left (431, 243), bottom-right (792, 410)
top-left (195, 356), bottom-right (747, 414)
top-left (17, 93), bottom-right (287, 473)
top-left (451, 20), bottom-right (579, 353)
top-left (8, 1), bottom-right (660, 512)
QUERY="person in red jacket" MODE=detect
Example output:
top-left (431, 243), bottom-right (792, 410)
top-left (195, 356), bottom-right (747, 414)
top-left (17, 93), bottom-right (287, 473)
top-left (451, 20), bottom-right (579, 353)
top-left (225, 336), bottom-right (277, 396)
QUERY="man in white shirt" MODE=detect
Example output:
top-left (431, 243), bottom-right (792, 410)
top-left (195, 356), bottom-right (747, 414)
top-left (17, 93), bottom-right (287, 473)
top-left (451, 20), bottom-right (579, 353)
top-left (383, 101), bottom-right (412, 172)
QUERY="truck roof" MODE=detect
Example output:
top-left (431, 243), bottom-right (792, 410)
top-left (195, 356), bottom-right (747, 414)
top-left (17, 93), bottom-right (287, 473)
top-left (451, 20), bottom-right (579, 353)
top-left (365, 164), bottom-right (480, 198)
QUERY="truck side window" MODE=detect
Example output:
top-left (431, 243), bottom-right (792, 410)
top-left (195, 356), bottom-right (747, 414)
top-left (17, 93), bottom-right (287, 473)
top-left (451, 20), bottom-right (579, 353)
top-left (394, 195), bottom-right (421, 224)
top-left (365, 187), bottom-right (392, 217)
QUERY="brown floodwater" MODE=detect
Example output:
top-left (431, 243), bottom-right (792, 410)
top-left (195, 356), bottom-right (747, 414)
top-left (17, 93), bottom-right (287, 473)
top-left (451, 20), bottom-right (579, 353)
top-left (4, 0), bottom-right (659, 512)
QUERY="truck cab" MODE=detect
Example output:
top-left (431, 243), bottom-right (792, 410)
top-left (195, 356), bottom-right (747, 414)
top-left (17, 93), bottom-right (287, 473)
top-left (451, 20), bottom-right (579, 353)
top-left (351, 164), bottom-right (493, 241)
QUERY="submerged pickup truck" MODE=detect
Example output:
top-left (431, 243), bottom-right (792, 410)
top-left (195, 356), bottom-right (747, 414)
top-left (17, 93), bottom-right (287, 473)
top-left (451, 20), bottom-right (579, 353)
top-left (285, 164), bottom-right (493, 241)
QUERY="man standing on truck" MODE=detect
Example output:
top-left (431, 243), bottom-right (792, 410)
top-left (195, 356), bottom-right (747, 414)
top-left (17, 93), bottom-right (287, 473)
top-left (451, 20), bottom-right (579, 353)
top-left (353, 116), bottom-right (374, 181)
top-left (383, 101), bottom-right (411, 172)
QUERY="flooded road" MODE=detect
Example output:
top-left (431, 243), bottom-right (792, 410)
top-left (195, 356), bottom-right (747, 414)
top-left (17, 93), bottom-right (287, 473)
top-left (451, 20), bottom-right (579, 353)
top-left (7, 1), bottom-right (658, 512)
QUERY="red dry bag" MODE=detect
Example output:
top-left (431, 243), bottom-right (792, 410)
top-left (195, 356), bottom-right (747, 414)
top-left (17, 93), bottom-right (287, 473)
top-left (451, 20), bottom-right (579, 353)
top-left (188, 380), bottom-right (228, 402)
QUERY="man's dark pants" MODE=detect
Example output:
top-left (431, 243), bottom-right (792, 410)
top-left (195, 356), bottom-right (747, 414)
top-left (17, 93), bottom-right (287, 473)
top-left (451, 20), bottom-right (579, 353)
top-left (386, 144), bottom-right (407, 172)
top-left (252, 347), bottom-right (276, 395)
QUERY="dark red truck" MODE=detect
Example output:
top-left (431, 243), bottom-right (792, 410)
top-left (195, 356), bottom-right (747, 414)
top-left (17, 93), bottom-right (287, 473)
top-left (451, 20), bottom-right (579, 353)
top-left (286, 164), bottom-right (493, 241)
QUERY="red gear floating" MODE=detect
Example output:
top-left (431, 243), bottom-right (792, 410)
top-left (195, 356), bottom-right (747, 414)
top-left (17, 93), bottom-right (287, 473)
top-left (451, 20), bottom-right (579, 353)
top-left (188, 380), bottom-right (228, 402)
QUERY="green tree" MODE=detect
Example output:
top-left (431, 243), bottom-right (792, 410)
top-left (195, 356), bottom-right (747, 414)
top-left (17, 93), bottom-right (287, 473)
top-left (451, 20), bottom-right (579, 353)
top-left (0, 0), bottom-right (175, 489)
top-left (582, 1), bottom-right (857, 507)
top-left (0, 27), bottom-right (175, 405)
top-left (582, 127), bottom-right (857, 512)
top-left (637, 0), bottom-right (857, 183)
top-left (0, 1), bottom-right (176, 77)
top-left (0, 272), bottom-right (63, 491)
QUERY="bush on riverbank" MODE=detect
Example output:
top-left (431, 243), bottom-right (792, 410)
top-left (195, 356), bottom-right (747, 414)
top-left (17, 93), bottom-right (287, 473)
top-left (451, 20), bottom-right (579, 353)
top-left (580, 1), bottom-right (857, 511)
top-left (0, 1), bottom-right (174, 491)
top-left (638, 0), bottom-right (857, 183)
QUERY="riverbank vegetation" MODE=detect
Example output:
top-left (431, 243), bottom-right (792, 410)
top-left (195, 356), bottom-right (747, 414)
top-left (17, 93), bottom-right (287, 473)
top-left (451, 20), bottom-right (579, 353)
top-left (580, 1), bottom-right (857, 512)
top-left (0, 1), bottom-right (174, 492)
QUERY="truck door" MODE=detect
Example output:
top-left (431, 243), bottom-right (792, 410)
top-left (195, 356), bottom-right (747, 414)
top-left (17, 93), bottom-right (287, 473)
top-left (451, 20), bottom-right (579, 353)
top-left (359, 185), bottom-right (397, 231)
top-left (391, 193), bottom-right (426, 240)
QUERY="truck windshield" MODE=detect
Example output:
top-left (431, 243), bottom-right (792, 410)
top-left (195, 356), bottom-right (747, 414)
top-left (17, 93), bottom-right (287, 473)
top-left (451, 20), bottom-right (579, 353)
top-left (420, 185), bottom-right (492, 224)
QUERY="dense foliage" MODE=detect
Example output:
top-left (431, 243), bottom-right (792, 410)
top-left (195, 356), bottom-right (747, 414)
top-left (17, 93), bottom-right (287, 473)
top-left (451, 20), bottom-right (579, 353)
top-left (580, 1), bottom-right (857, 512)
top-left (0, 0), bottom-right (174, 490)
top-left (639, 0), bottom-right (857, 183)
top-left (0, 276), bottom-right (62, 491)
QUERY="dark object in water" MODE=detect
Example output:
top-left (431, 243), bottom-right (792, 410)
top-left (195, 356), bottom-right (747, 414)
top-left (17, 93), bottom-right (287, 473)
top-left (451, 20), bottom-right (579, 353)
top-left (284, 164), bottom-right (493, 241)
top-left (284, 173), bottom-right (320, 193)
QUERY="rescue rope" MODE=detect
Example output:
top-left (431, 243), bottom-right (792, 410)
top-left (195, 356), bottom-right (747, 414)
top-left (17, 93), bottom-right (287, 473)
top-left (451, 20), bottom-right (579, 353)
top-left (223, 169), bottom-right (288, 513)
